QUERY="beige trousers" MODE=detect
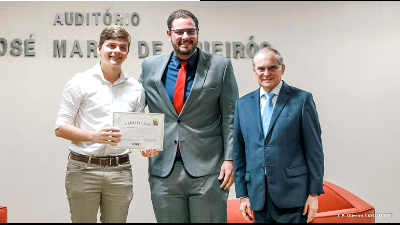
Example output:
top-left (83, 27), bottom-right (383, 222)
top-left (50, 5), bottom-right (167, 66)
top-left (65, 158), bottom-right (133, 223)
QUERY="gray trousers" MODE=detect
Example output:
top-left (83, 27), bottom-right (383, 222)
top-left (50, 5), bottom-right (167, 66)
top-left (149, 158), bottom-right (229, 223)
top-left (65, 158), bottom-right (133, 223)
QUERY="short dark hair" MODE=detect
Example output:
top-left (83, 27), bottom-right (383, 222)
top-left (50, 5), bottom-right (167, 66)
top-left (167, 9), bottom-right (199, 30)
top-left (99, 25), bottom-right (131, 50)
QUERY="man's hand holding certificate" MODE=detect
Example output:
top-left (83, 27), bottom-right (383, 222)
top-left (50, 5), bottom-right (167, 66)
top-left (113, 112), bottom-right (164, 151)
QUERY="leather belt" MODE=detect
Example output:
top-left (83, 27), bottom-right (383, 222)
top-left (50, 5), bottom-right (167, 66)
top-left (70, 152), bottom-right (129, 166)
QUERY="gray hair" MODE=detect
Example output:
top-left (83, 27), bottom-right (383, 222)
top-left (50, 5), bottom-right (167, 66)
top-left (252, 47), bottom-right (284, 67)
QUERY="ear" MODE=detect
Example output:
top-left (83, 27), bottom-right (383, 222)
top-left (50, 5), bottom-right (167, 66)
top-left (167, 29), bottom-right (172, 42)
top-left (281, 64), bottom-right (286, 74)
top-left (97, 44), bottom-right (101, 54)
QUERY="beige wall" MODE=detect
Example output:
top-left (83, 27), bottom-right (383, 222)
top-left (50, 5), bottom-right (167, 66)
top-left (0, 1), bottom-right (399, 222)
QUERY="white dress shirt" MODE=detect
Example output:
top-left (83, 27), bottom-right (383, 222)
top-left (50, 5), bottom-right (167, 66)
top-left (55, 62), bottom-right (146, 156)
top-left (259, 80), bottom-right (283, 117)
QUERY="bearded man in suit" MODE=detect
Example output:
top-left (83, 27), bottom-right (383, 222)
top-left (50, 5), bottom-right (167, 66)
top-left (139, 9), bottom-right (239, 223)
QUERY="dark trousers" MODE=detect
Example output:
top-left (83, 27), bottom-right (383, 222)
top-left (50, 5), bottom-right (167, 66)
top-left (253, 177), bottom-right (307, 223)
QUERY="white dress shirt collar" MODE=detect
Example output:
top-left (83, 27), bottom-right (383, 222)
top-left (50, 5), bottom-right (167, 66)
top-left (93, 62), bottom-right (128, 85)
top-left (259, 80), bottom-right (283, 99)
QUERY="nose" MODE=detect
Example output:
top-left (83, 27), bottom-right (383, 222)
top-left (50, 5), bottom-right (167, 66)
top-left (260, 70), bottom-right (270, 76)
top-left (113, 46), bottom-right (122, 54)
top-left (182, 31), bottom-right (190, 39)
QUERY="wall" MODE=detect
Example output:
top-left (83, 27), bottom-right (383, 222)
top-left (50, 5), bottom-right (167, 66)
top-left (0, 1), bottom-right (399, 222)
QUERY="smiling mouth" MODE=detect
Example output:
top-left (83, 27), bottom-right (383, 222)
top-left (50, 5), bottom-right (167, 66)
top-left (261, 76), bottom-right (272, 79)
top-left (180, 42), bottom-right (192, 47)
top-left (262, 78), bottom-right (274, 82)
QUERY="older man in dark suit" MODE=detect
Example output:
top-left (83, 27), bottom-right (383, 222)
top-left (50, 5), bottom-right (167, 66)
top-left (233, 47), bottom-right (324, 223)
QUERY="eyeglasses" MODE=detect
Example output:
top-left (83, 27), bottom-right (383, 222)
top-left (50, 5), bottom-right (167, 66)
top-left (171, 29), bottom-right (197, 37)
top-left (253, 65), bottom-right (282, 75)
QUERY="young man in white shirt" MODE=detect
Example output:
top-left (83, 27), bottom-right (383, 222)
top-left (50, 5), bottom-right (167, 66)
top-left (55, 25), bottom-right (151, 223)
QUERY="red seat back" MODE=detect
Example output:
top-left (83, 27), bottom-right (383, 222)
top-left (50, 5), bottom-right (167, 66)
top-left (0, 206), bottom-right (7, 223)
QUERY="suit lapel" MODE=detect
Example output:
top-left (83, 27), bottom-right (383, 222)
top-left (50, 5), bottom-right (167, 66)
top-left (154, 53), bottom-right (179, 117)
top-left (265, 81), bottom-right (291, 137)
top-left (179, 50), bottom-right (210, 116)
top-left (250, 88), bottom-right (264, 135)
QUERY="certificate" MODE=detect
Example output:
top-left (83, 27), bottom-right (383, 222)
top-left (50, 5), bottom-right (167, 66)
top-left (113, 112), bottom-right (164, 150)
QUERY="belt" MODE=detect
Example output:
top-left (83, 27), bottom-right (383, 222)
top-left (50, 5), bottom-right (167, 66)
top-left (70, 152), bottom-right (129, 166)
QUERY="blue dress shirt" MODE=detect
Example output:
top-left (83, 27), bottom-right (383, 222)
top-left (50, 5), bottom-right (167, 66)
top-left (162, 50), bottom-right (199, 104)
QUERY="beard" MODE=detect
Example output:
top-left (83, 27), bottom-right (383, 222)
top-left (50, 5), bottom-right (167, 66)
top-left (172, 39), bottom-right (198, 56)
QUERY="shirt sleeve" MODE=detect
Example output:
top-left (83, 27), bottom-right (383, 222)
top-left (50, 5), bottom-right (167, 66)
top-left (54, 76), bottom-right (84, 129)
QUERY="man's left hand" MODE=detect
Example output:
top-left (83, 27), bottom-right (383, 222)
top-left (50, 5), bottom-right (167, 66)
top-left (302, 194), bottom-right (319, 223)
top-left (218, 160), bottom-right (234, 190)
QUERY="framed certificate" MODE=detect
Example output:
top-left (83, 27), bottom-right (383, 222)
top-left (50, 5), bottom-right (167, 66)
top-left (113, 112), bottom-right (164, 150)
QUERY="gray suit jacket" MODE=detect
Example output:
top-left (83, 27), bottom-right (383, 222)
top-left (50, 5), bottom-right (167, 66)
top-left (139, 49), bottom-right (239, 177)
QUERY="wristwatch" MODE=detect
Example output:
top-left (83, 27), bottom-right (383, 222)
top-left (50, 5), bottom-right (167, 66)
top-left (310, 193), bottom-right (320, 197)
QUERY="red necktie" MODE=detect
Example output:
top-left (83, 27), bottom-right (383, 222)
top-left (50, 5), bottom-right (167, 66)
top-left (173, 61), bottom-right (187, 152)
top-left (173, 61), bottom-right (187, 115)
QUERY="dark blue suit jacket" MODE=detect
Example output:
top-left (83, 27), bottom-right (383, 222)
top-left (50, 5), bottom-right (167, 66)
top-left (233, 81), bottom-right (324, 210)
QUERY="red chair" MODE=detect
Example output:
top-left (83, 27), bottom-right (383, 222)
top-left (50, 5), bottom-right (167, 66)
top-left (0, 206), bottom-right (7, 223)
top-left (311, 181), bottom-right (375, 223)
top-left (227, 181), bottom-right (375, 223)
